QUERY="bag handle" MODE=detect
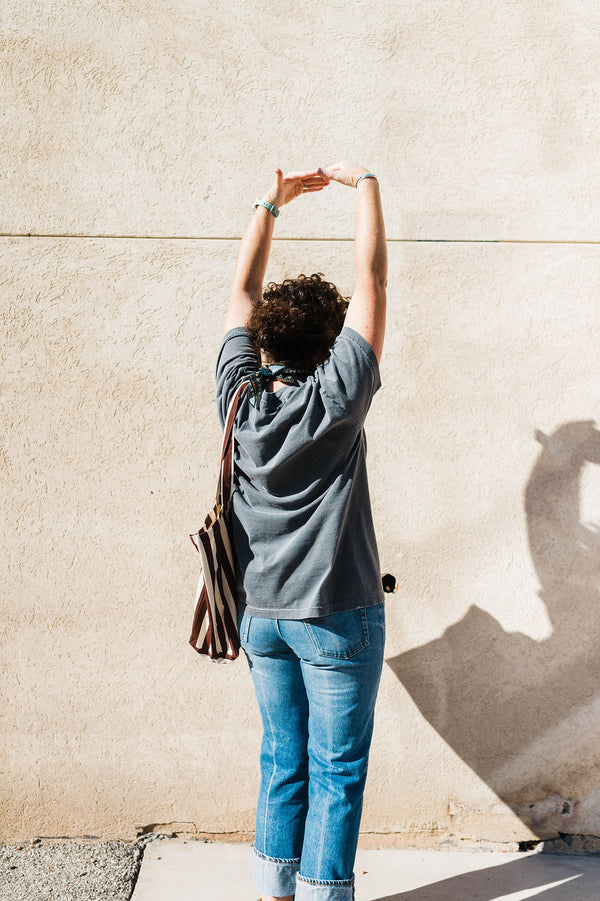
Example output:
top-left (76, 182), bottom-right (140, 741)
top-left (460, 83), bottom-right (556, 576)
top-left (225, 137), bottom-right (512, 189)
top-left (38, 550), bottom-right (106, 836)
top-left (217, 380), bottom-right (249, 508)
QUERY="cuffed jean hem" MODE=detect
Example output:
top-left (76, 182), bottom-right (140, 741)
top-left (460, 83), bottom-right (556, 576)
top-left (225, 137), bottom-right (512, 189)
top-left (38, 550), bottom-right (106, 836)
top-left (253, 848), bottom-right (300, 897)
top-left (295, 874), bottom-right (355, 901)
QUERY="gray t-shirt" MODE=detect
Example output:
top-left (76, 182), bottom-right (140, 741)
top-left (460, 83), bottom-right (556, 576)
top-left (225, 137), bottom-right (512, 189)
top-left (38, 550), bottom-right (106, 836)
top-left (215, 325), bottom-right (384, 619)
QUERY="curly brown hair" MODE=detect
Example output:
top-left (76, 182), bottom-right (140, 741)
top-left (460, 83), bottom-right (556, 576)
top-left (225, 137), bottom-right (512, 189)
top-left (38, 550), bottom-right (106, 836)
top-left (247, 273), bottom-right (349, 370)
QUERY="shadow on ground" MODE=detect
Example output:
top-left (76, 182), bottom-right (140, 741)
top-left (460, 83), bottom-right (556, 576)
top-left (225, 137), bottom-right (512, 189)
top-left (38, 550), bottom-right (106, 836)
top-left (369, 850), bottom-right (599, 900)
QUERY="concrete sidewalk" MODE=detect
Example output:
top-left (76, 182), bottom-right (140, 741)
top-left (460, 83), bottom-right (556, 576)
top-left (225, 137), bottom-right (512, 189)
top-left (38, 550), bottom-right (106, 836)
top-left (131, 838), bottom-right (600, 900)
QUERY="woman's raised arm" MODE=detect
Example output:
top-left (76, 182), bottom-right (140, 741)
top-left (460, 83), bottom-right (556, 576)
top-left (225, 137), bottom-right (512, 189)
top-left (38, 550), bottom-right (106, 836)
top-left (322, 161), bottom-right (387, 362)
top-left (223, 167), bottom-right (329, 336)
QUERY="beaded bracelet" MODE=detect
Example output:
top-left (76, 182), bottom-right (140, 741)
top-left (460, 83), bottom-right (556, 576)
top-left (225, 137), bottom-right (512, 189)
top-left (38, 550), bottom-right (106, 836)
top-left (355, 173), bottom-right (377, 186)
top-left (254, 199), bottom-right (280, 217)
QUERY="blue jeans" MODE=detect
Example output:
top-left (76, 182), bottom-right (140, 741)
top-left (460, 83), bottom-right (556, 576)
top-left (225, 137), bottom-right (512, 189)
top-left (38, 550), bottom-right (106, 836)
top-left (239, 603), bottom-right (385, 901)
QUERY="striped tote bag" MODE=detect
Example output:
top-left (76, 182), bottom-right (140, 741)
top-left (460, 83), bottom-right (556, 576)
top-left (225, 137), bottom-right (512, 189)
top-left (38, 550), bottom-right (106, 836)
top-left (189, 381), bottom-right (248, 661)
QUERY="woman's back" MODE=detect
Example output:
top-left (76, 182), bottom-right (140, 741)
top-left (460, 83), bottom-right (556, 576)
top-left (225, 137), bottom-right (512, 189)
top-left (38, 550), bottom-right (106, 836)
top-left (216, 325), bottom-right (384, 619)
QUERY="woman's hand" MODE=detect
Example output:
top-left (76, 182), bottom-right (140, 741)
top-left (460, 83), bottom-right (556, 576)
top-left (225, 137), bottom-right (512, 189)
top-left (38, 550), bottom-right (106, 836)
top-left (321, 160), bottom-right (371, 188)
top-left (263, 167), bottom-right (330, 208)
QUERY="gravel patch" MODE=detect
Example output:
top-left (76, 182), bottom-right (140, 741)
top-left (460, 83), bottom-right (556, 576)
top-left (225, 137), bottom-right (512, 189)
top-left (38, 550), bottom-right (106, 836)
top-left (0, 839), bottom-right (143, 901)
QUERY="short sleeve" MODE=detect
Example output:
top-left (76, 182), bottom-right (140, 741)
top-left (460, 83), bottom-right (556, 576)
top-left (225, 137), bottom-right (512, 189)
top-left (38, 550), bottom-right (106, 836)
top-left (317, 327), bottom-right (381, 427)
top-left (215, 327), bottom-right (258, 428)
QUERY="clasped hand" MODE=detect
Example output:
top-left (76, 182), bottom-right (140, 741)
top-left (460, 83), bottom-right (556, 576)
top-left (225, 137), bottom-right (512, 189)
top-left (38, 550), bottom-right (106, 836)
top-left (264, 160), bottom-right (372, 208)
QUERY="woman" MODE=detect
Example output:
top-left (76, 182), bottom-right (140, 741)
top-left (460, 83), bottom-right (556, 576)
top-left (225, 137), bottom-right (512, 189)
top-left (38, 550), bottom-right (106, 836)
top-left (216, 160), bottom-right (387, 901)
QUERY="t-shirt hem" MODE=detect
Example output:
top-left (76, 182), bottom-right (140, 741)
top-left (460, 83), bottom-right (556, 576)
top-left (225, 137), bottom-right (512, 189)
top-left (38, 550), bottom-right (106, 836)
top-left (238, 589), bottom-right (385, 621)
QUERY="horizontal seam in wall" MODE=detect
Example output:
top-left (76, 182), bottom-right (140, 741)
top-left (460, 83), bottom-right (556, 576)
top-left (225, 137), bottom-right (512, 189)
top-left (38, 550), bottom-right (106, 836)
top-left (0, 234), bottom-right (600, 245)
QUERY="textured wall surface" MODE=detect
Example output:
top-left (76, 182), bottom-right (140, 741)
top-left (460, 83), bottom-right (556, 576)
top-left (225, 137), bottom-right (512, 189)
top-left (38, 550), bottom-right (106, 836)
top-left (2, 0), bottom-right (600, 843)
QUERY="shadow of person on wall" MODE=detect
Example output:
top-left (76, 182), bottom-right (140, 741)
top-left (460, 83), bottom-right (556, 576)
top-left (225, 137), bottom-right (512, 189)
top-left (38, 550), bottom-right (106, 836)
top-left (387, 421), bottom-right (600, 837)
top-left (369, 847), bottom-right (599, 900)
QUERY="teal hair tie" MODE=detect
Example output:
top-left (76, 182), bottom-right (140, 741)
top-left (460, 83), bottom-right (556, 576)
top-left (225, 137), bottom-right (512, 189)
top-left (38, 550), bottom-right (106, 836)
top-left (254, 198), bottom-right (280, 217)
top-left (355, 173), bottom-right (377, 186)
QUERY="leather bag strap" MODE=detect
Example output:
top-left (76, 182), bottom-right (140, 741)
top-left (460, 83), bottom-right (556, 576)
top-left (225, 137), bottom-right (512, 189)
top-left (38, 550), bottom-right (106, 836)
top-left (217, 380), bottom-right (249, 508)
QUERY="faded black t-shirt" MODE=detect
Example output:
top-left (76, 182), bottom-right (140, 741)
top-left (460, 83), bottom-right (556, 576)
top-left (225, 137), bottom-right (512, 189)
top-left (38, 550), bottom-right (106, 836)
top-left (216, 325), bottom-right (384, 619)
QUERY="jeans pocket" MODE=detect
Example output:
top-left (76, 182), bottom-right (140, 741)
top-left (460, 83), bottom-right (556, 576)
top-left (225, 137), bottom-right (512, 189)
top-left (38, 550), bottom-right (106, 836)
top-left (304, 607), bottom-right (369, 659)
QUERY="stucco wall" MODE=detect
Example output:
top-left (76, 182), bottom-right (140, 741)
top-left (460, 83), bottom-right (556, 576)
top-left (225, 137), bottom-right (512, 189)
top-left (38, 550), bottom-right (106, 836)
top-left (2, 1), bottom-right (600, 843)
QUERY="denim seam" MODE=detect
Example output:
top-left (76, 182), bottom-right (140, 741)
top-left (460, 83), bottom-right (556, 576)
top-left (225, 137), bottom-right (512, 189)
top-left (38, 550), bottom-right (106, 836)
top-left (240, 612), bottom-right (251, 643)
top-left (304, 621), bottom-right (321, 656)
top-left (316, 720), bottom-right (333, 872)
top-left (297, 874), bottom-right (355, 886)
top-left (254, 847), bottom-right (300, 865)
top-left (259, 673), bottom-right (278, 847)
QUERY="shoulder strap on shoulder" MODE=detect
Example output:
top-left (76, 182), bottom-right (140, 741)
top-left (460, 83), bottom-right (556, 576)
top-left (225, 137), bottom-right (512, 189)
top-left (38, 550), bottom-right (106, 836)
top-left (218, 380), bottom-right (248, 506)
